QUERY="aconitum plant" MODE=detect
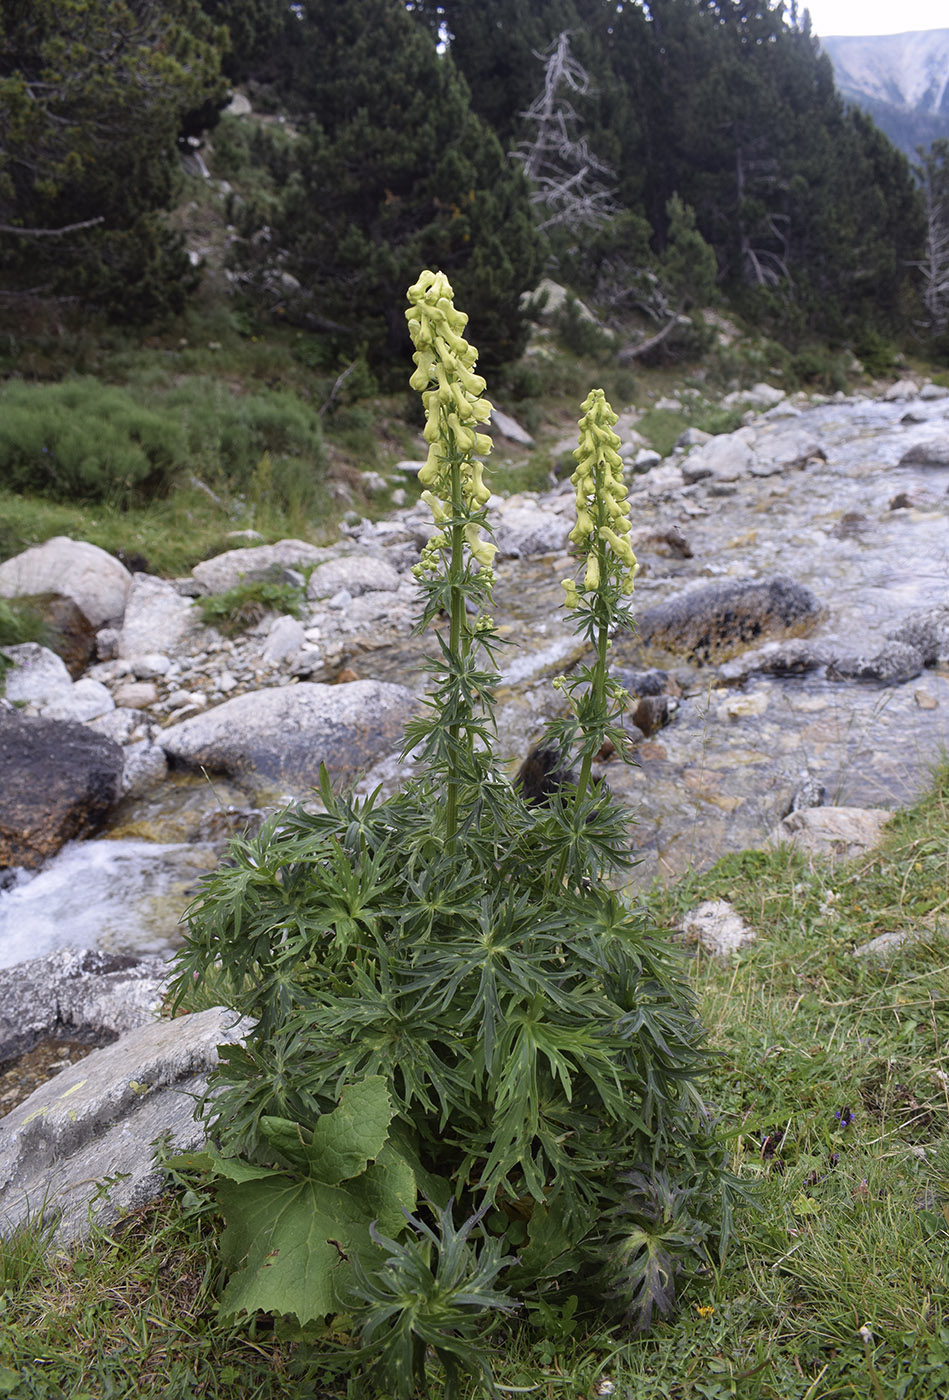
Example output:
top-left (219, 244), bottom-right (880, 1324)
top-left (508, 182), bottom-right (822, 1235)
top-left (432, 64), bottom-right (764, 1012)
top-left (170, 272), bottom-right (737, 1398)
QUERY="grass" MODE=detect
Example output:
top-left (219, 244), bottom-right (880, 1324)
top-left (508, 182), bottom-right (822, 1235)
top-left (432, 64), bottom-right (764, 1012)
top-left (1, 764), bottom-right (946, 1397)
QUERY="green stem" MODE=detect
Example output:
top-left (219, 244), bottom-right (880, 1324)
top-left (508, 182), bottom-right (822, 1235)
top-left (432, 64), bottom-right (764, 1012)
top-left (574, 543), bottom-right (610, 809)
top-left (445, 452), bottom-right (466, 843)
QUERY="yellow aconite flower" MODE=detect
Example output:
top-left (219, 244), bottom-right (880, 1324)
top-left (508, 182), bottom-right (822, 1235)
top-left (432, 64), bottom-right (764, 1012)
top-left (562, 388), bottom-right (637, 605)
top-left (405, 271), bottom-right (496, 573)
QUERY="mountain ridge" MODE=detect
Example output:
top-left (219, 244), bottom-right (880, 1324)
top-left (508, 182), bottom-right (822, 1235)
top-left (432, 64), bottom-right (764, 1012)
top-left (821, 28), bottom-right (949, 159)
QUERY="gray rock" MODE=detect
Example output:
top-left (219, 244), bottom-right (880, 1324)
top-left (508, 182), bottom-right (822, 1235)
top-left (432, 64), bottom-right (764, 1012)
top-left (1, 644), bottom-right (74, 706)
top-left (884, 379), bottom-right (919, 401)
top-left (0, 1007), bottom-right (250, 1245)
top-left (112, 680), bottom-right (159, 710)
top-left (0, 538), bottom-right (132, 628)
top-left (122, 739), bottom-right (168, 797)
top-left (826, 641), bottom-right (924, 685)
top-left (750, 426), bottom-right (825, 476)
top-left (87, 707), bottom-right (148, 747)
top-left (192, 539), bottom-right (332, 595)
top-left (493, 504), bottom-right (572, 558)
top-left (0, 711), bottom-right (124, 869)
top-left (160, 680), bottom-right (416, 792)
top-left (766, 807), bottom-right (890, 861)
top-left (41, 677), bottom-right (114, 724)
top-left (681, 432), bottom-right (754, 484)
top-left (118, 575), bottom-right (198, 659)
top-left (636, 576), bottom-right (823, 663)
top-left (128, 652), bottom-right (172, 679)
top-left (919, 383), bottom-right (949, 401)
top-left (852, 929), bottom-right (924, 960)
top-left (0, 948), bottom-right (169, 1063)
top-left (260, 614), bottom-right (306, 665)
top-left (899, 433), bottom-right (949, 467)
top-left (487, 408), bottom-right (534, 447)
top-left (680, 900), bottom-right (756, 956)
top-left (307, 555), bottom-right (401, 600)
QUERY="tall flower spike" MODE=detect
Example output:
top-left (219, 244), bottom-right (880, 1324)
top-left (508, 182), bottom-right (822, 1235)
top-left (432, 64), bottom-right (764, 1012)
top-left (562, 388), bottom-right (637, 606)
top-left (406, 270), bottom-right (496, 574)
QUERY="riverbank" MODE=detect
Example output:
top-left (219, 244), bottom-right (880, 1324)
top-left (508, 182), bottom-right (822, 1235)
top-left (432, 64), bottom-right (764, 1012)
top-left (0, 760), bottom-right (946, 1399)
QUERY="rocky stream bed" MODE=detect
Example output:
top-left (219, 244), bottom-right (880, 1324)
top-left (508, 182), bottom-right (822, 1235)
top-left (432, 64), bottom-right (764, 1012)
top-left (1, 375), bottom-right (948, 1240)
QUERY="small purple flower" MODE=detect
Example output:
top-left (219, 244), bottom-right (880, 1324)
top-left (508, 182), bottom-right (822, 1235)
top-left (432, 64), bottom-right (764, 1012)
top-left (834, 1106), bottom-right (855, 1128)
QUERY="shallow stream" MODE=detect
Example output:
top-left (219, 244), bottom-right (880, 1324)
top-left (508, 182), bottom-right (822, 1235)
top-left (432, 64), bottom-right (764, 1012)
top-left (2, 392), bottom-right (947, 965)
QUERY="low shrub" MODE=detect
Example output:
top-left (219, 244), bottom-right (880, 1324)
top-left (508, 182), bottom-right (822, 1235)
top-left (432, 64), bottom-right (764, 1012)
top-left (0, 380), bottom-right (183, 508)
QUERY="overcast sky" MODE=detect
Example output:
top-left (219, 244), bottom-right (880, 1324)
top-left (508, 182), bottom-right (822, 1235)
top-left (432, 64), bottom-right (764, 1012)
top-left (801, 1), bottom-right (948, 38)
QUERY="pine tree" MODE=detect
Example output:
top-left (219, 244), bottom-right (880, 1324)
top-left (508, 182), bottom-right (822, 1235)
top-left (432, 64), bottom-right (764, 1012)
top-left (0, 0), bottom-right (226, 319)
top-left (238, 0), bottom-right (542, 366)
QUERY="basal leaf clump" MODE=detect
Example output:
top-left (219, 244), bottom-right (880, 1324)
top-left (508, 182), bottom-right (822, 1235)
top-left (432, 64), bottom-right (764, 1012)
top-left (170, 270), bottom-right (736, 1396)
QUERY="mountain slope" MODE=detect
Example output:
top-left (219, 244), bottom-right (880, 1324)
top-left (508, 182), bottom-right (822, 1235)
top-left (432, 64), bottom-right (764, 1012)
top-left (821, 29), bottom-right (949, 159)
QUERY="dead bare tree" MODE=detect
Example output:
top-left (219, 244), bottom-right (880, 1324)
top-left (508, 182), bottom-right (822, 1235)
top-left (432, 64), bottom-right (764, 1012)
top-left (512, 31), bottom-right (616, 233)
top-left (916, 141), bottom-right (949, 336)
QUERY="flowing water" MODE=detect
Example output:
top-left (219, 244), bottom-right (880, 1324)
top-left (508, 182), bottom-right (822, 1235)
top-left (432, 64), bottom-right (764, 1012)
top-left (2, 393), bottom-right (947, 962)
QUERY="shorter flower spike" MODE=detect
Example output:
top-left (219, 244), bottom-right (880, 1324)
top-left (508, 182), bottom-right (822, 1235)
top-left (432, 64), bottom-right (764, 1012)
top-left (566, 388), bottom-right (637, 603)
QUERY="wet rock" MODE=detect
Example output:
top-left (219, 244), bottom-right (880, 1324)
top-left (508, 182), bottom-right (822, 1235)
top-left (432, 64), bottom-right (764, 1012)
top-left (1, 644), bottom-right (74, 707)
top-left (899, 432), bottom-right (949, 467)
top-left (680, 899), bottom-right (756, 956)
top-left (191, 539), bottom-right (332, 595)
top-left (0, 948), bottom-right (169, 1063)
top-left (0, 538), bottom-right (132, 629)
top-left (0, 1006), bottom-right (251, 1246)
top-left (122, 740), bottom-right (168, 797)
top-left (118, 574), bottom-right (198, 659)
top-left (766, 806), bottom-right (890, 861)
top-left (826, 641), bottom-right (924, 685)
top-left (888, 604), bottom-right (949, 665)
top-left (920, 383), bottom-right (949, 401)
top-left (718, 638), bottom-right (826, 682)
top-left (307, 555), bottom-right (401, 600)
top-left (160, 679), bottom-right (417, 792)
top-left (22, 594), bottom-right (97, 678)
top-left (636, 576), bottom-right (822, 663)
top-left (0, 711), bottom-right (124, 869)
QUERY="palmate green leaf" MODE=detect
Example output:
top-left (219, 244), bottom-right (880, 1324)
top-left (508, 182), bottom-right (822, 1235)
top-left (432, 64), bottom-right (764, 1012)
top-left (217, 1144), bottom-right (416, 1325)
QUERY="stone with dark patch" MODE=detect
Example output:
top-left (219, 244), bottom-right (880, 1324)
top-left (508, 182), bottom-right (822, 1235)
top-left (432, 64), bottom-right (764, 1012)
top-left (826, 641), bottom-right (925, 686)
top-left (635, 576), bottom-right (823, 664)
top-left (19, 594), bottom-right (97, 679)
top-left (0, 710), bottom-right (124, 869)
top-left (631, 694), bottom-right (671, 737)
